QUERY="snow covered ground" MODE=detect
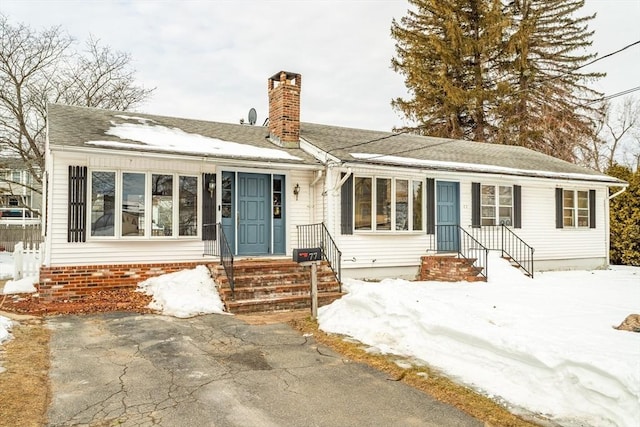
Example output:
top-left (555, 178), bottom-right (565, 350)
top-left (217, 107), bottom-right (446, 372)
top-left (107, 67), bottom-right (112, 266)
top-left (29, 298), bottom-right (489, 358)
top-left (319, 255), bottom-right (640, 427)
top-left (0, 252), bottom-right (13, 279)
top-left (1, 253), bottom-right (638, 426)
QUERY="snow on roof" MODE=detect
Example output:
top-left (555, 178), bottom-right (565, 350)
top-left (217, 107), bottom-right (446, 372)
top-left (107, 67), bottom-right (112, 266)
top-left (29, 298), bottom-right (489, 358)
top-left (86, 121), bottom-right (302, 161)
top-left (350, 152), bottom-right (623, 183)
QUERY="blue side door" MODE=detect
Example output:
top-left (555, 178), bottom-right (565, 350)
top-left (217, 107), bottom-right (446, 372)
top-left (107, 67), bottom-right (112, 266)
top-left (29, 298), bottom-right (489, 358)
top-left (436, 181), bottom-right (460, 252)
top-left (238, 173), bottom-right (270, 255)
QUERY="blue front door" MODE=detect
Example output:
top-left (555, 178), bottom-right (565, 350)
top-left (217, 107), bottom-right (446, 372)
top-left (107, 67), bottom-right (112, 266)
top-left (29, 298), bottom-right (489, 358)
top-left (436, 181), bottom-right (460, 252)
top-left (238, 173), bottom-right (270, 255)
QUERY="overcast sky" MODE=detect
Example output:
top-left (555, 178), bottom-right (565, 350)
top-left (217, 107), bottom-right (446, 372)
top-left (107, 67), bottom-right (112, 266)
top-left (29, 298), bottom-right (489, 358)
top-left (1, 0), bottom-right (639, 132)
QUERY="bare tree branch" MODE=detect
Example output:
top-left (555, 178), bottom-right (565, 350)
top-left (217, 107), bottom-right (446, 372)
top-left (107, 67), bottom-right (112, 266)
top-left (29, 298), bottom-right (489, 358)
top-left (0, 15), bottom-right (154, 200)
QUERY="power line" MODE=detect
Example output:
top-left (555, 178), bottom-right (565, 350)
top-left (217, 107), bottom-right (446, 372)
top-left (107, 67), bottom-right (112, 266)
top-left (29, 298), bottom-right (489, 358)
top-left (573, 40), bottom-right (640, 73)
top-left (589, 86), bottom-right (640, 105)
top-left (511, 40), bottom-right (640, 97)
top-left (325, 129), bottom-right (413, 155)
top-left (329, 42), bottom-right (640, 157)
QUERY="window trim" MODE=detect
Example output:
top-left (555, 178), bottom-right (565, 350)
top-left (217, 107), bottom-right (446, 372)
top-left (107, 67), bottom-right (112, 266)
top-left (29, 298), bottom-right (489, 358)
top-left (480, 184), bottom-right (513, 227)
top-left (561, 188), bottom-right (591, 229)
top-left (353, 174), bottom-right (424, 233)
top-left (88, 169), bottom-right (200, 240)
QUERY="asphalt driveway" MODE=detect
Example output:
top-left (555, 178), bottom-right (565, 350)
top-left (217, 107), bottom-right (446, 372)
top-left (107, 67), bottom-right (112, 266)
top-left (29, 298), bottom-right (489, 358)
top-left (46, 312), bottom-right (481, 427)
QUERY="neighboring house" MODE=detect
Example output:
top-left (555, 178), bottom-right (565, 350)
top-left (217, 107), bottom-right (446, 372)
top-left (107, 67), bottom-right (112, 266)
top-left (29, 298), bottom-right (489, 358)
top-left (40, 71), bottom-right (626, 302)
top-left (0, 160), bottom-right (42, 219)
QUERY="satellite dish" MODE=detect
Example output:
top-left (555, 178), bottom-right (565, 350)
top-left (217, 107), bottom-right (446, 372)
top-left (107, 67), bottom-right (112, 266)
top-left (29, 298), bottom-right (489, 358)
top-left (248, 108), bottom-right (257, 125)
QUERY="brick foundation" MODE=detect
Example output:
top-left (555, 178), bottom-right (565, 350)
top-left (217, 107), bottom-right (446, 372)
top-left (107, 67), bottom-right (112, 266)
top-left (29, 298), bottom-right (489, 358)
top-left (419, 256), bottom-right (485, 282)
top-left (38, 261), bottom-right (208, 303)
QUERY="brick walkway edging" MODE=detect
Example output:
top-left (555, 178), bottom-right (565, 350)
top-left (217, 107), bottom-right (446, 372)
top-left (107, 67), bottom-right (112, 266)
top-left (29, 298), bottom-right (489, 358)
top-left (38, 262), bottom-right (207, 302)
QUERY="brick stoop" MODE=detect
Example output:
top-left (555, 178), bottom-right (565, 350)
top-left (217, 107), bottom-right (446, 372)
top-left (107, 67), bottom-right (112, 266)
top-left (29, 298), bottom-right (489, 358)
top-left (209, 258), bottom-right (343, 314)
top-left (419, 255), bottom-right (486, 282)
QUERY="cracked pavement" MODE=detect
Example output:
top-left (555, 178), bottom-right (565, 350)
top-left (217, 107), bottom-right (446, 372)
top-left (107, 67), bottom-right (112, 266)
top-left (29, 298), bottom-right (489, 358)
top-left (46, 312), bottom-right (481, 427)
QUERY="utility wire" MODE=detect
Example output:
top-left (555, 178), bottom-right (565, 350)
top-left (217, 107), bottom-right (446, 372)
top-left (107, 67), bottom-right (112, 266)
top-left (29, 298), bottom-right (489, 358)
top-left (511, 40), bottom-right (640, 96)
top-left (325, 129), bottom-right (414, 155)
top-left (347, 138), bottom-right (457, 162)
top-left (572, 40), bottom-right (639, 73)
top-left (589, 86), bottom-right (640, 104)
top-left (329, 41), bottom-right (640, 155)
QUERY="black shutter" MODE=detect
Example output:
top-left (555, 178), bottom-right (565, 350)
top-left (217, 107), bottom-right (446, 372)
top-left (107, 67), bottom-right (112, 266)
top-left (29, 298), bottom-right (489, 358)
top-left (555, 188), bottom-right (564, 229)
top-left (426, 178), bottom-right (435, 234)
top-left (202, 173), bottom-right (217, 240)
top-left (513, 185), bottom-right (522, 228)
top-left (340, 173), bottom-right (353, 235)
top-left (471, 182), bottom-right (481, 228)
top-left (68, 166), bottom-right (87, 242)
top-left (589, 189), bottom-right (596, 229)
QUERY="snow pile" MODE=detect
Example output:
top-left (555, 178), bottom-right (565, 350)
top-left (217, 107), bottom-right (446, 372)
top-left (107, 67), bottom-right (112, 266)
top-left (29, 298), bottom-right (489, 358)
top-left (318, 255), bottom-right (640, 427)
top-left (0, 315), bottom-right (13, 345)
top-left (2, 276), bottom-right (38, 294)
top-left (0, 252), bottom-right (12, 279)
top-left (137, 265), bottom-right (226, 318)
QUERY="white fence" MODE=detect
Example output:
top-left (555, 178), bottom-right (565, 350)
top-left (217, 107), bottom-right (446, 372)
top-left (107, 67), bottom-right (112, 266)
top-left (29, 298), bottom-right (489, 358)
top-left (13, 242), bottom-right (41, 280)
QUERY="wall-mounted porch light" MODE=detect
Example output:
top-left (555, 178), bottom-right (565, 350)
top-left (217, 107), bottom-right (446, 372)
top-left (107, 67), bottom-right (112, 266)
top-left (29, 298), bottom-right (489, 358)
top-left (208, 179), bottom-right (216, 198)
top-left (293, 183), bottom-right (300, 200)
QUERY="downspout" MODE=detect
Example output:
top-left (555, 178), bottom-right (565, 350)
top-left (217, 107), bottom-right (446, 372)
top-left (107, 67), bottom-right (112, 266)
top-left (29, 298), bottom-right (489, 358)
top-left (606, 184), bottom-right (628, 266)
top-left (310, 170), bottom-right (323, 187)
top-left (309, 170), bottom-right (323, 223)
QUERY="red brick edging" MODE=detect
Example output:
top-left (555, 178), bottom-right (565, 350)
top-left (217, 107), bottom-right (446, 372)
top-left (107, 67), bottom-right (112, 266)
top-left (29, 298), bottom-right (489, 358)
top-left (38, 261), bottom-right (207, 303)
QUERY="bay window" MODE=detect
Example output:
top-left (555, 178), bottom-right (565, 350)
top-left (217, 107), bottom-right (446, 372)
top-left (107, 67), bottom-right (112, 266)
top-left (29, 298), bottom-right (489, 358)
top-left (90, 170), bottom-right (199, 238)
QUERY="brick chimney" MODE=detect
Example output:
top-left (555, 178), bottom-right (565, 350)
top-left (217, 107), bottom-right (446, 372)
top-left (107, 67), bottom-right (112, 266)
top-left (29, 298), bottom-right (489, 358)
top-left (268, 71), bottom-right (301, 148)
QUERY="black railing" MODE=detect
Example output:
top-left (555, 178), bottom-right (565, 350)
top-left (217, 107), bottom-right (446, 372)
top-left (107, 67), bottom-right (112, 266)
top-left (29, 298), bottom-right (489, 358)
top-left (502, 226), bottom-right (534, 278)
top-left (203, 223), bottom-right (235, 298)
top-left (434, 225), bottom-right (488, 280)
top-left (297, 223), bottom-right (342, 290)
top-left (468, 225), bottom-right (534, 278)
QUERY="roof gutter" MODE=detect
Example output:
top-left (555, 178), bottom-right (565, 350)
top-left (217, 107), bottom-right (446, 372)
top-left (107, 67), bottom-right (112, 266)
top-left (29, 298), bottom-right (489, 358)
top-left (609, 186), bottom-right (627, 200)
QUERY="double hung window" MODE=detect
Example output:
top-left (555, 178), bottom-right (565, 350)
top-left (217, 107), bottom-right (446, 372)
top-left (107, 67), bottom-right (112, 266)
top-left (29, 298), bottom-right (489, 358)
top-left (563, 190), bottom-right (589, 228)
top-left (481, 185), bottom-right (513, 226)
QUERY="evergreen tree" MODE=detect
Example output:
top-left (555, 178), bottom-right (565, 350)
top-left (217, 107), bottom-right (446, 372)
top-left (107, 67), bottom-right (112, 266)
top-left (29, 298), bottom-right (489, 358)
top-left (496, 0), bottom-right (603, 161)
top-left (391, 0), bottom-right (603, 161)
top-left (391, 0), bottom-right (509, 141)
top-left (608, 165), bottom-right (640, 266)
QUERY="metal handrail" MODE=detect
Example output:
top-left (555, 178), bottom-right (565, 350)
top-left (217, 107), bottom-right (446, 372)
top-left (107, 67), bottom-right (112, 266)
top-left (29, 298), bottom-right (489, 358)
top-left (467, 225), bottom-right (535, 278)
top-left (501, 225), bottom-right (535, 278)
top-left (297, 223), bottom-right (342, 290)
top-left (459, 226), bottom-right (489, 280)
top-left (435, 224), bottom-right (488, 280)
top-left (203, 223), bottom-right (235, 298)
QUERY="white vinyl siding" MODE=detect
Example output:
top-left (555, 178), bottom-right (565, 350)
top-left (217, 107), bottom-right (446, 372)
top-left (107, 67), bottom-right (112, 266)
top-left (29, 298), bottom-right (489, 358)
top-left (332, 165), bottom-right (610, 277)
top-left (46, 150), bottom-right (317, 267)
top-left (46, 152), bottom-right (207, 266)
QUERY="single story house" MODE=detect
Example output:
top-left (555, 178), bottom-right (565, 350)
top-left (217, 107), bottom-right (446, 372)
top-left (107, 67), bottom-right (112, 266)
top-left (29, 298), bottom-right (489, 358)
top-left (39, 71), bottom-right (627, 302)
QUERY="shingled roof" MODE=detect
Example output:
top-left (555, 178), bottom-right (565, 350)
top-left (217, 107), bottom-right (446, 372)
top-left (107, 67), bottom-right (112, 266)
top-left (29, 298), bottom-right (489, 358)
top-left (47, 104), bottom-right (320, 166)
top-left (48, 104), bottom-right (624, 184)
top-left (300, 122), bottom-right (624, 184)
